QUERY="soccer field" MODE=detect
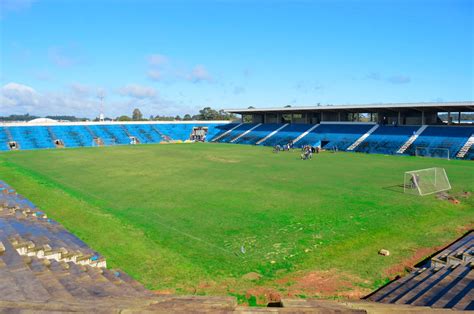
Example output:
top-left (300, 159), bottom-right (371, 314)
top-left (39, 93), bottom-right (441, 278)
top-left (0, 143), bottom-right (473, 301)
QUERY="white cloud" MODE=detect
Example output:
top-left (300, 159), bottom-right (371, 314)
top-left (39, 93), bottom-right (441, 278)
top-left (147, 69), bottom-right (163, 81)
top-left (145, 53), bottom-right (214, 84)
top-left (118, 84), bottom-right (157, 99)
top-left (69, 83), bottom-right (92, 97)
top-left (187, 65), bottom-right (212, 83)
top-left (148, 54), bottom-right (168, 66)
top-left (1, 82), bottom-right (40, 109)
top-left (0, 82), bottom-right (198, 118)
top-left (1, 82), bottom-right (99, 116)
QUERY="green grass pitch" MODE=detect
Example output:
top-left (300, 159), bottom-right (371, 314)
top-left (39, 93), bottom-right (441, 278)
top-left (0, 143), bottom-right (473, 299)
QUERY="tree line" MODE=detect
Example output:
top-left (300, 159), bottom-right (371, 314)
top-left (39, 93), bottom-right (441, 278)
top-left (0, 107), bottom-right (239, 122)
top-left (115, 107), bottom-right (238, 122)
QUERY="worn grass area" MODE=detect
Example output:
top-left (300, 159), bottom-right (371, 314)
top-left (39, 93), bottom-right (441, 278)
top-left (0, 143), bottom-right (473, 300)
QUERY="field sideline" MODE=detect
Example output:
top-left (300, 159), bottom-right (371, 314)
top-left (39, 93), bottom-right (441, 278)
top-left (0, 143), bottom-right (473, 301)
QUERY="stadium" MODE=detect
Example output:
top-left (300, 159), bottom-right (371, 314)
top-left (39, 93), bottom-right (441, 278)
top-left (0, 100), bottom-right (473, 312)
top-left (1, 0), bottom-right (473, 312)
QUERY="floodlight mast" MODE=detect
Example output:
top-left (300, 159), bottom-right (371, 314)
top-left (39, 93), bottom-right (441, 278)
top-left (97, 91), bottom-right (105, 122)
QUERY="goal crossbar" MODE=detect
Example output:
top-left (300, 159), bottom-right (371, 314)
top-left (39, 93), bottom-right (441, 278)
top-left (404, 167), bottom-right (451, 196)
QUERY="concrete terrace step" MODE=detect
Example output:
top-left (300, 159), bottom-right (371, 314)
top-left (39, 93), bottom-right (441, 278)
top-left (383, 268), bottom-right (435, 303)
top-left (292, 124), bottom-right (320, 145)
top-left (230, 123), bottom-right (262, 143)
top-left (211, 123), bottom-right (243, 142)
top-left (456, 134), bottom-right (474, 158)
top-left (392, 268), bottom-right (449, 305)
top-left (256, 123), bottom-right (289, 145)
top-left (396, 125), bottom-right (428, 154)
top-left (26, 257), bottom-right (76, 302)
top-left (347, 124), bottom-right (379, 151)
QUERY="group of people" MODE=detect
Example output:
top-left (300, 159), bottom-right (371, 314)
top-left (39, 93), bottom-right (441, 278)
top-left (273, 142), bottom-right (320, 160)
top-left (300, 145), bottom-right (320, 160)
top-left (273, 141), bottom-right (295, 153)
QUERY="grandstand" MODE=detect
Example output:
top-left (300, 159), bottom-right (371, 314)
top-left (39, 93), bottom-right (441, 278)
top-left (0, 101), bottom-right (473, 311)
top-left (1, 101), bottom-right (473, 160)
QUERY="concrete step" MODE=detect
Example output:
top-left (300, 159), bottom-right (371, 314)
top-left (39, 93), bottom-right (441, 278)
top-left (230, 123), bottom-right (262, 143)
top-left (397, 267), bottom-right (452, 304)
top-left (27, 257), bottom-right (75, 301)
top-left (396, 125), bottom-right (428, 154)
top-left (48, 260), bottom-right (94, 299)
top-left (347, 124), bottom-right (379, 151)
top-left (0, 259), bottom-right (27, 302)
top-left (211, 123), bottom-right (243, 142)
top-left (367, 270), bottom-right (419, 302)
top-left (383, 268), bottom-right (434, 303)
top-left (456, 134), bottom-right (474, 158)
top-left (292, 124), bottom-right (320, 145)
top-left (431, 269), bottom-right (473, 308)
top-left (412, 264), bottom-right (471, 306)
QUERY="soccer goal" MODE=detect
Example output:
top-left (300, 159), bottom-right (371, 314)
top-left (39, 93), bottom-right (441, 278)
top-left (404, 167), bottom-right (451, 196)
top-left (92, 137), bottom-right (116, 147)
top-left (415, 147), bottom-right (450, 160)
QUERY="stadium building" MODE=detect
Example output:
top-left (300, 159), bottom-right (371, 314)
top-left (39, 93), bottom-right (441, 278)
top-left (1, 101), bottom-right (473, 159)
top-left (0, 101), bottom-right (473, 312)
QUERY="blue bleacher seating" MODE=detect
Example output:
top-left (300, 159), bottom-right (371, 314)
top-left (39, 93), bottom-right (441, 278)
top-left (214, 123), bottom-right (258, 143)
top-left (261, 124), bottom-right (310, 147)
top-left (404, 126), bottom-right (474, 158)
top-left (0, 122), bottom-right (472, 160)
top-left (7, 126), bottom-right (55, 150)
top-left (234, 124), bottom-right (282, 145)
top-left (356, 126), bottom-right (419, 155)
top-left (0, 127), bottom-right (11, 151)
top-left (297, 124), bottom-right (373, 150)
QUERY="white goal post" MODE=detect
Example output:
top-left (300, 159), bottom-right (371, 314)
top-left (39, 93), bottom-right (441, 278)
top-left (415, 147), bottom-right (450, 160)
top-left (91, 138), bottom-right (116, 147)
top-left (404, 167), bottom-right (451, 196)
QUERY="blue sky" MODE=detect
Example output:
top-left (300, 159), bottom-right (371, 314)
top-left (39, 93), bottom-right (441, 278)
top-left (1, 0), bottom-right (473, 118)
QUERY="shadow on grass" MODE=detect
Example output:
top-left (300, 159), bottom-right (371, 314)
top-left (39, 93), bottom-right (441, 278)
top-left (383, 184), bottom-right (405, 194)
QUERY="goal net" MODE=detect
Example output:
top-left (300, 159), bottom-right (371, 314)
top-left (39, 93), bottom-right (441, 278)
top-left (415, 147), bottom-right (450, 160)
top-left (404, 167), bottom-right (451, 196)
top-left (91, 138), bottom-right (116, 147)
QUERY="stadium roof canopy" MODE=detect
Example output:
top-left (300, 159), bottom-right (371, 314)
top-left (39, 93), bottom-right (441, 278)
top-left (225, 101), bottom-right (474, 114)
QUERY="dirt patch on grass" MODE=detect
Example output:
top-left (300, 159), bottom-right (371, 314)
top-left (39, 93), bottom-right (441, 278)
top-left (152, 289), bottom-right (175, 295)
top-left (243, 270), bottom-right (370, 305)
top-left (384, 226), bottom-right (474, 279)
top-left (206, 155), bottom-right (240, 163)
top-left (281, 270), bottom-right (369, 299)
top-left (384, 247), bottom-right (438, 278)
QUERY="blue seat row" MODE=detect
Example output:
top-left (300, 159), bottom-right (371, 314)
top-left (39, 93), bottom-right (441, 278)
top-left (215, 123), bottom-right (258, 143)
top-left (211, 123), bottom-right (474, 159)
top-left (234, 124), bottom-right (282, 145)
top-left (356, 126), bottom-right (419, 155)
top-left (1, 123), bottom-right (228, 151)
top-left (1, 123), bottom-right (473, 160)
top-left (404, 126), bottom-right (474, 159)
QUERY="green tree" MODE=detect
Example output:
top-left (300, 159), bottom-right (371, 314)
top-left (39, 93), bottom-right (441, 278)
top-left (117, 115), bottom-right (132, 121)
top-left (132, 108), bottom-right (143, 121)
top-left (197, 107), bottom-right (220, 120)
top-left (183, 114), bottom-right (192, 121)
